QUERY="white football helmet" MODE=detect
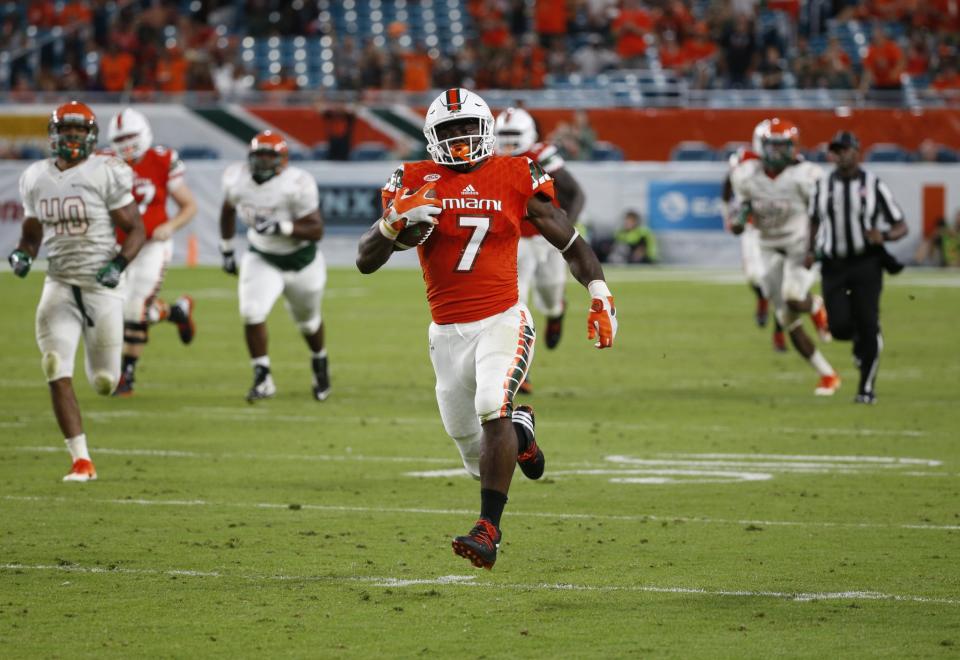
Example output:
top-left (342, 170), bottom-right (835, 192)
top-left (424, 88), bottom-right (495, 166)
top-left (109, 107), bottom-right (153, 162)
top-left (494, 107), bottom-right (538, 156)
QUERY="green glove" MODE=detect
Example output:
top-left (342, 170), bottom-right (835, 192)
top-left (8, 249), bottom-right (32, 278)
top-left (96, 255), bottom-right (129, 288)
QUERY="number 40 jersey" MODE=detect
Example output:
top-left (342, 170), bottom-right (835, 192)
top-left (382, 155), bottom-right (556, 325)
top-left (19, 154), bottom-right (134, 287)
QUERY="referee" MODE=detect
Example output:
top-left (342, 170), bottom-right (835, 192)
top-left (807, 130), bottom-right (909, 404)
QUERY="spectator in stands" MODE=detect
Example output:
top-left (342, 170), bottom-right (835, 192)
top-left (719, 14), bottom-right (758, 88)
top-left (334, 36), bottom-right (363, 91)
top-left (758, 45), bottom-right (786, 89)
top-left (932, 60), bottom-right (960, 90)
top-left (610, 210), bottom-right (658, 264)
top-left (656, 0), bottom-right (695, 43)
top-left (402, 41), bottom-right (434, 92)
top-left (259, 66), bottom-right (299, 92)
top-left (791, 36), bottom-right (818, 88)
top-left (156, 46), bottom-right (189, 93)
top-left (658, 31), bottom-right (688, 73)
top-left (905, 30), bottom-right (931, 79)
top-left (359, 39), bottom-right (387, 89)
top-left (861, 25), bottom-right (905, 95)
top-left (535, 0), bottom-right (569, 48)
top-left (612, 0), bottom-right (654, 67)
top-left (572, 33), bottom-right (619, 76)
top-left (99, 42), bottom-right (135, 92)
top-left (817, 35), bottom-right (856, 89)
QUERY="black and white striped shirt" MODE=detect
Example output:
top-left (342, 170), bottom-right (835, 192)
top-left (810, 169), bottom-right (905, 259)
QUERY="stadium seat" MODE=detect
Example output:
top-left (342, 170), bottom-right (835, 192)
top-left (19, 145), bottom-right (46, 160)
top-left (311, 143), bottom-right (330, 160)
top-left (178, 145), bottom-right (221, 160)
top-left (719, 141), bottom-right (750, 162)
top-left (591, 141), bottom-right (624, 161)
top-left (936, 146), bottom-right (959, 163)
top-left (670, 141), bottom-right (715, 161)
top-left (865, 143), bottom-right (912, 163)
top-left (349, 141), bottom-right (389, 161)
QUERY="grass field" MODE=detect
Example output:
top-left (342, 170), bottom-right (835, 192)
top-left (1, 265), bottom-right (958, 658)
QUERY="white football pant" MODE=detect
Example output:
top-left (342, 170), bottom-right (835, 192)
top-left (238, 249), bottom-right (327, 334)
top-left (35, 277), bottom-right (123, 394)
top-left (740, 224), bottom-right (766, 293)
top-left (122, 238), bottom-right (172, 323)
top-left (517, 235), bottom-right (566, 318)
top-left (761, 244), bottom-right (818, 330)
top-left (429, 303), bottom-right (536, 478)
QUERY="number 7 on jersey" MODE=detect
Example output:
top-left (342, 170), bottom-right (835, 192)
top-left (455, 215), bottom-right (490, 272)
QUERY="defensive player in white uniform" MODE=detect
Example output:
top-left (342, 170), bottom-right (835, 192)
top-left (494, 107), bottom-right (584, 393)
top-left (8, 101), bottom-right (145, 481)
top-left (730, 118), bottom-right (840, 396)
top-left (722, 119), bottom-right (787, 351)
top-left (107, 108), bottom-right (198, 396)
top-left (219, 130), bottom-right (330, 402)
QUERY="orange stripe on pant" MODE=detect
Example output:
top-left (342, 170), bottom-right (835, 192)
top-left (498, 310), bottom-right (534, 418)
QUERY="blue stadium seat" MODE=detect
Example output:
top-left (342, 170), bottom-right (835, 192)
top-left (312, 143), bottom-right (330, 160)
top-left (19, 145), bottom-right (46, 160)
top-left (865, 143), bottom-right (911, 163)
top-left (936, 146), bottom-right (959, 163)
top-left (591, 141), bottom-right (624, 161)
top-left (178, 146), bottom-right (221, 160)
top-left (670, 141), bottom-right (715, 161)
top-left (349, 141), bottom-right (389, 161)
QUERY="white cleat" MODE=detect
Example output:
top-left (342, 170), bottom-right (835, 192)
top-left (63, 459), bottom-right (97, 482)
top-left (814, 373), bottom-right (841, 396)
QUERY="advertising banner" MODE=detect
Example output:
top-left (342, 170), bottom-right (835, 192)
top-left (647, 181), bottom-right (726, 231)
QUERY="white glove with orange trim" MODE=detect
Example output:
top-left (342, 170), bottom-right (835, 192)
top-left (587, 280), bottom-right (617, 349)
top-left (378, 183), bottom-right (442, 240)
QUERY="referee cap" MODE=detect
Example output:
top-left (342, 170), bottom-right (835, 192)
top-left (829, 130), bottom-right (860, 152)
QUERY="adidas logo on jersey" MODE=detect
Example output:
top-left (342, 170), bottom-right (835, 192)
top-left (461, 184), bottom-right (479, 195)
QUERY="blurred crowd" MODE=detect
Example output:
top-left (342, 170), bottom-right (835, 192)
top-left (3, 0), bottom-right (960, 97)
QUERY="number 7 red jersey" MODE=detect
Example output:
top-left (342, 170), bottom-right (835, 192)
top-left (382, 155), bottom-right (556, 324)
top-left (102, 145), bottom-right (185, 242)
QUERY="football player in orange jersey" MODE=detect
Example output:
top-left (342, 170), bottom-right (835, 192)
top-left (107, 108), bottom-right (198, 396)
top-left (495, 107), bottom-right (585, 394)
top-left (356, 88), bottom-right (617, 570)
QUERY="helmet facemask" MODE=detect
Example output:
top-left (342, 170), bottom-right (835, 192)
top-left (426, 116), bottom-right (494, 166)
top-left (761, 137), bottom-right (795, 171)
top-left (50, 118), bottom-right (97, 163)
top-left (249, 149), bottom-right (285, 183)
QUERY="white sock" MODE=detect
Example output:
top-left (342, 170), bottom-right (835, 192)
top-left (809, 349), bottom-right (834, 377)
top-left (251, 356), bottom-right (270, 369)
top-left (65, 434), bottom-right (90, 462)
top-left (312, 349), bottom-right (327, 360)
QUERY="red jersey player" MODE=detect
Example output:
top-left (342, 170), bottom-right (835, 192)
top-left (106, 108), bottom-right (198, 395)
top-left (356, 88), bottom-right (617, 570)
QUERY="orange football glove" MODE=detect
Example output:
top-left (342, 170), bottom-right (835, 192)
top-left (379, 183), bottom-right (442, 240)
top-left (586, 280), bottom-right (617, 349)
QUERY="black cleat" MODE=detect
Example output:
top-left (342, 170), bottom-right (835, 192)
top-left (545, 306), bottom-right (565, 349)
top-left (113, 371), bottom-right (134, 397)
top-left (854, 392), bottom-right (877, 405)
top-left (452, 518), bottom-right (501, 570)
top-left (246, 365), bottom-right (276, 403)
top-left (170, 296), bottom-right (195, 345)
top-left (311, 355), bottom-right (330, 401)
top-left (513, 405), bottom-right (544, 480)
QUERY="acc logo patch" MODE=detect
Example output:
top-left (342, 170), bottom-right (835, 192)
top-left (424, 173), bottom-right (441, 182)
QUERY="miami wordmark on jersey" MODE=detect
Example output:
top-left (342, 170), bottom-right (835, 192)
top-left (382, 155), bottom-right (556, 324)
top-left (19, 154), bottom-right (134, 287)
top-left (222, 162), bottom-right (319, 256)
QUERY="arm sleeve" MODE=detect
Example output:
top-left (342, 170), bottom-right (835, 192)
top-left (19, 166), bottom-right (36, 218)
top-left (290, 170), bottom-right (320, 219)
top-left (521, 157), bottom-right (557, 204)
top-left (103, 157), bottom-right (136, 210)
top-left (873, 177), bottom-right (905, 228)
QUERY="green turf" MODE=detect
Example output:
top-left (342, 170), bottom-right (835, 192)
top-left (1, 265), bottom-right (958, 658)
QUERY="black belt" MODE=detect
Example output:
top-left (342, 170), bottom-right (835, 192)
top-left (71, 285), bottom-right (95, 328)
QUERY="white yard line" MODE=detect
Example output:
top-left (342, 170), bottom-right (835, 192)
top-left (1, 563), bottom-right (955, 605)
top-left (3, 494), bottom-right (958, 531)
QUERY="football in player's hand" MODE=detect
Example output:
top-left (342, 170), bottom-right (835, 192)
top-left (393, 223), bottom-right (435, 251)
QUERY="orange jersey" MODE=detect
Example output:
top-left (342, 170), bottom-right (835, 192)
top-left (383, 155), bottom-right (556, 324)
top-left (107, 146), bottom-right (185, 241)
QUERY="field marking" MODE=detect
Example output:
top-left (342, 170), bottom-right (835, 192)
top-left (3, 494), bottom-right (959, 532)
top-left (1, 563), bottom-right (956, 606)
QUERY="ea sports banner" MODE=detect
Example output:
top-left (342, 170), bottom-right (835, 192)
top-left (1, 161), bottom-right (954, 267)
